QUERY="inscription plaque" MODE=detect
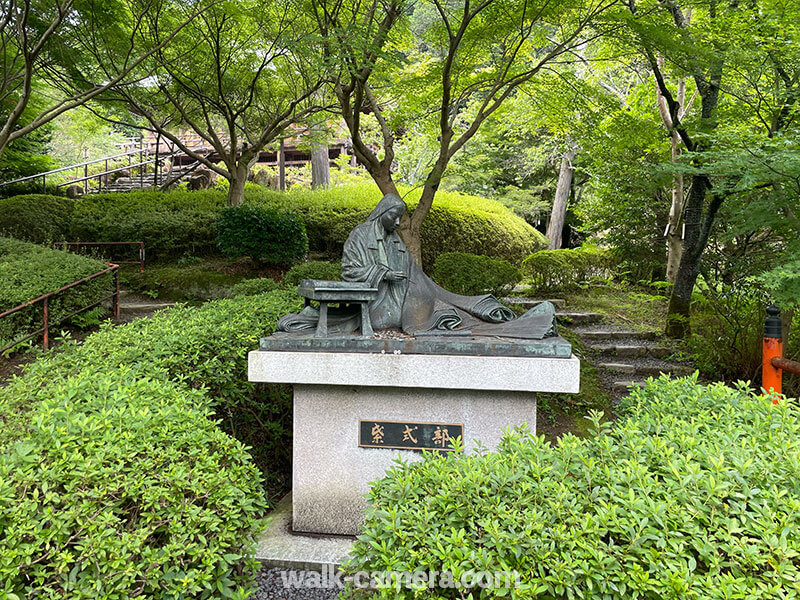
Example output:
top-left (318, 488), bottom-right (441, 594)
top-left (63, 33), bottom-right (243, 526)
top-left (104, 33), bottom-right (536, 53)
top-left (358, 420), bottom-right (463, 452)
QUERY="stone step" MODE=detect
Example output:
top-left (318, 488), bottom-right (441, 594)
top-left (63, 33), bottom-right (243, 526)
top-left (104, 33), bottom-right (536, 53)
top-left (612, 380), bottom-right (648, 394)
top-left (598, 361), bottom-right (694, 377)
top-left (120, 301), bottom-right (176, 312)
top-left (588, 344), bottom-right (673, 359)
top-left (503, 297), bottom-right (566, 309)
top-left (577, 330), bottom-right (660, 342)
top-left (556, 312), bottom-right (604, 325)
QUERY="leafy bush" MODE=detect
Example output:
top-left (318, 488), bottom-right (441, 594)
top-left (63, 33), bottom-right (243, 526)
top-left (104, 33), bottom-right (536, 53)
top-left (522, 246), bottom-right (615, 292)
top-left (346, 376), bottom-right (800, 598)
top-left (0, 184), bottom-right (544, 268)
top-left (688, 284), bottom-right (767, 384)
top-left (0, 194), bottom-right (74, 243)
top-left (0, 290), bottom-right (304, 598)
top-left (71, 191), bottom-right (218, 260)
top-left (216, 204), bottom-right (308, 265)
top-left (0, 237), bottom-right (111, 348)
top-left (247, 183), bottom-right (547, 269)
top-left (282, 260), bottom-right (341, 287)
top-left (432, 252), bottom-right (521, 297)
top-left (0, 371), bottom-right (266, 599)
top-left (229, 277), bottom-right (281, 297)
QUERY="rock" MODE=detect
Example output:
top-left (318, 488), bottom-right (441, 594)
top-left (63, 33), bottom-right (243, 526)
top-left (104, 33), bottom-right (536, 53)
top-left (187, 168), bottom-right (216, 190)
top-left (253, 169), bottom-right (279, 189)
top-left (65, 184), bottom-right (83, 199)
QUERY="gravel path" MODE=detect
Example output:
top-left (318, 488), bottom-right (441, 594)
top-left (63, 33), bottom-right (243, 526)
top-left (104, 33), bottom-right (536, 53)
top-left (253, 566), bottom-right (342, 600)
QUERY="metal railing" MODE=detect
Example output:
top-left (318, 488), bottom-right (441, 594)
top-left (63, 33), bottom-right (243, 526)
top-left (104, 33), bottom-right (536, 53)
top-left (0, 263), bottom-right (120, 353)
top-left (0, 137), bottom-right (213, 194)
top-left (53, 241), bottom-right (145, 273)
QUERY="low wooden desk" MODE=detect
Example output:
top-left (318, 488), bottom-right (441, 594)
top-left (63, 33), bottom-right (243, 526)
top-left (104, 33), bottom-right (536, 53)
top-left (297, 279), bottom-right (379, 337)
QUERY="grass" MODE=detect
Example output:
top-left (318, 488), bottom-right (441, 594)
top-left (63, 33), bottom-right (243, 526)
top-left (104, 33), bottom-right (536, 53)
top-left (564, 282), bottom-right (669, 331)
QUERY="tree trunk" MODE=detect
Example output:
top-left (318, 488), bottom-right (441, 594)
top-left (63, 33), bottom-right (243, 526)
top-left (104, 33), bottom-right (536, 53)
top-left (278, 139), bottom-right (286, 191)
top-left (655, 57), bottom-right (688, 284)
top-left (546, 147), bottom-right (576, 250)
top-left (665, 131), bottom-right (684, 283)
top-left (311, 143), bottom-right (330, 189)
top-left (227, 165), bottom-right (248, 206)
top-left (783, 308), bottom-right (794, 347)
top-left (665, 174), bottom-right (710, 338)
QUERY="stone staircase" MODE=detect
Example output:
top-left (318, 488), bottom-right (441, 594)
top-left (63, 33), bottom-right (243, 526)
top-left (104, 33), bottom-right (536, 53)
top-left (117, 291), bottom-right (176, 323)
top-left (504, 296), bottom-right (695, 398)
top-left (101, 164), bottom-right (197, 193)
top-left (577, 327), bottom-right (693, 394)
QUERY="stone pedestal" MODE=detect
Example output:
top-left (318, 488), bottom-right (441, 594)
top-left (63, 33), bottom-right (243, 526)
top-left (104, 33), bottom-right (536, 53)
top-left (248, 350), bottom-right (580, 535)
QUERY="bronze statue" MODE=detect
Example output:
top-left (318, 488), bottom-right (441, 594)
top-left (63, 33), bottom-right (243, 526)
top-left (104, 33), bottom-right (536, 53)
top-left (277, 193), bottom-right (557, 339)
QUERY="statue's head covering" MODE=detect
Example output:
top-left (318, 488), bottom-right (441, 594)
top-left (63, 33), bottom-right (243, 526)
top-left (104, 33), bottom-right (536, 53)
top-left (367, 193), bottom-right (407, 221)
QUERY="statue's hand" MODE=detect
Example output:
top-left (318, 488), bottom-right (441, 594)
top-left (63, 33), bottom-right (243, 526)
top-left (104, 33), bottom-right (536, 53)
top-left (384, 270), bottom-right (407, 281)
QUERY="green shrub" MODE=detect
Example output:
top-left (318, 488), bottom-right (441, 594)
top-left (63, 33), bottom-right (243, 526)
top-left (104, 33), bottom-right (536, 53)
top-left (2, 185), bottom-right (544, 268)
top-left (432, 252), bottom-right (521, 297)
top-left (229, 277), bottom-right (281, 297)
top-left (71, 192), bottom-right (218, 260)
top-left (216, 204), bottom-right (308, 265)
top-left (0, 237), bottom-right (111, 348)
top-left (522, 246), bottom-right (615, 292)
top-left (282, 260), bottom-right (341, 287)
top-left (0, 290), bottom-right (304, 598)
top-left (688, 284), bottom-right (767, 385)
top-left (346, 376), bottom-right (800, 598)
top-left (0, 194), bottom-right (74, 243)
top-left (0, 370), bottom-right (266, 599)
top-left (246, 183), bottom-right (547, 269)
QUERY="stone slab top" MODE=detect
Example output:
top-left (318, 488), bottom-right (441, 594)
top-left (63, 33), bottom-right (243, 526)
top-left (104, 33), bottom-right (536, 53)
top-left (260, 333), bottom-right (573, 358)
top-left (249, 349), bottom-right (580, 393)
top-left (254, 493), bottom-right (354, 569)
top-left (297, 279), bottom-right (379, 302)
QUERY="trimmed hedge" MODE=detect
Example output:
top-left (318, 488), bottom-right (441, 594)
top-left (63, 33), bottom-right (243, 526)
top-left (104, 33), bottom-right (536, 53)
top-left (522, 246), bottom-right (615, 292)
top-left (345, 376), bottom-right (800, 598)
top-left (248, 184), bottom-right (546, 269)
top-left (0, 194), bottom-right (74, 243)
top-left (0, 184), bottom-right (546, 266)
top-left (432, 252), bottom-right (521, 297)
top-left (216, 204), bottom-right (308, 265)
top-left (0, 290), bottom-right (303, 598)
top-left (0, 237), bottom-right (111, 348)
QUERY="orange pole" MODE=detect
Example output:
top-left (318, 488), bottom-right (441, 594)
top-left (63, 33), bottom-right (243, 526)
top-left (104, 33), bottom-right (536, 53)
top-left (763, 305), bottom-right (782, 400)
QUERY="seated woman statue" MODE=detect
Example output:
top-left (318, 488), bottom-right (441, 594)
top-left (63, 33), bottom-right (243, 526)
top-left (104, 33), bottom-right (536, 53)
top-left (278, 193), bottom-right (557, 339)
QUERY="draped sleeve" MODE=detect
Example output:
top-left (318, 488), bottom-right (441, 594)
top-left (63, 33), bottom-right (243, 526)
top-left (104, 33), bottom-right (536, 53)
top-left (341, 223), bottom-right (389, 287)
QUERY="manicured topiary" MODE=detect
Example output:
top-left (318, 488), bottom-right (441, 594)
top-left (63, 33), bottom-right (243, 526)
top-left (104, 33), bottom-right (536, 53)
top-left (0, 194), bottom-right (74, 243)
top-left (282, 260), bottom-right (341, 287)
top-left (432, 252), bottom-right (521, 297)
top-left (522, 245), bottom-right (615, 291)
top-left (247, 183), bottom-right (547, 269)
top-left (216, 204), bottom-right (308, 265)
top-left (346, 376), bottom-right (800, 598)
top-left (2, 184), bottom-right (545, 267)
